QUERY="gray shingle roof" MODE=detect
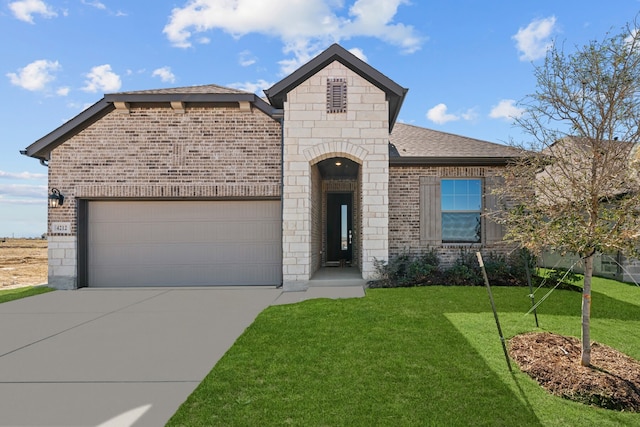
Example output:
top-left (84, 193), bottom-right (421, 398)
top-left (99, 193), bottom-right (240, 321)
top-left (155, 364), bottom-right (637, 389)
top-left (113, 84), bottom-right (251, 95)
top-left (389, 123), bottom-right (521, 163)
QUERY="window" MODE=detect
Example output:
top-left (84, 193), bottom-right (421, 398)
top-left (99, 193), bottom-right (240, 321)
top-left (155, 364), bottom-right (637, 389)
top-left (441, 179), bottom-right (482, 243)
top-left (327, 78), bottom-right (347, 113)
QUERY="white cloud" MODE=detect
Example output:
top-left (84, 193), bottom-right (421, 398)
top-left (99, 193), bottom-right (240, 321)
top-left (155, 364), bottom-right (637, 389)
top-left (625, 28), bottom-right (639, 45)
top-left (56, 86), bottom-right (70, 96)
top-left (82, 64), bottom-right (122, 93)
top-left (426, 103), bottom-right (459, 125)
top-left (513, 16), bottom-right (557, 61)
top-left (163, 0), bottom-right (422, 74)
top-left (227, 79), bottom-right (274, 94)
top-left (0, 170), bottom-right (47, 180)
top-left (152, 66), bottom-right (176, 83)
top-left (461, 108), bottom-right (478, 121)
top-left (489, 99), bottom-right (524, 120)
top-left (7, 59), bottom-right (60, 91)
top-left (81, 0), bottom-right (106, 10)
top-left (238, 50), bottom-right (257, 67)
top-left (0, 197), bottom-right (44, 205)
top-left (0, 183), bottom-right (47, 199)
top-left (342, 0), bottom-right (422, 54)
top-left (9, 0), bottom-right (57, 23)
top-left (348, 47), bottom-right (367, 62)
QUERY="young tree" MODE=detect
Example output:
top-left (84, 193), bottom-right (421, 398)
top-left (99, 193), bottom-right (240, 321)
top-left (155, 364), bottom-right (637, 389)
top-left (497, 20), bottom-right (640, 366)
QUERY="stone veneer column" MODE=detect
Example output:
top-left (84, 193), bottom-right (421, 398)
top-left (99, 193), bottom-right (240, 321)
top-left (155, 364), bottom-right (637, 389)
top-left (48, 235), bottom-right (76, 289)
top-left (281, 61), bottom-right (389, 290)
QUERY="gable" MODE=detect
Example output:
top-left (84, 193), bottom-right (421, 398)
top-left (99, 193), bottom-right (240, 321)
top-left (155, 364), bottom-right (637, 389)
top-left (264, 44), bottom-right (408, 131)
top-left (21, 84), bottom-right (281, 161)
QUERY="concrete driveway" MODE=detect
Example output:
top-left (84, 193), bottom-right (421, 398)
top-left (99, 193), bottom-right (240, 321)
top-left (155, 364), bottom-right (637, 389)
top-left (0, 287), bottom-right (291, 426)
top-left (0, 285), bottom-right (364, 426)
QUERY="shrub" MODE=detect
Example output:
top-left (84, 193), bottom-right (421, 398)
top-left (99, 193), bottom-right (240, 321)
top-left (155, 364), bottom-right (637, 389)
top-left (372, 248), bottom-right (538, 288)
top-left (443, 249), bottom-right (483, 286)
top-left (371, 249), bottom-right (442, 288)
top-left (482, 249), bottom-right (536, 287)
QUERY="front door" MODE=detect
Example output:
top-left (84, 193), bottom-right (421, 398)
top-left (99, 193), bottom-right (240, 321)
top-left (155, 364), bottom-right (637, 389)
top-left (327, 193), bottom-right (353, 264)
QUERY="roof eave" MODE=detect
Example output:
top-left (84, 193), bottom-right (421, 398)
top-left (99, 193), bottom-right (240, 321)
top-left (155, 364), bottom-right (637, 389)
top-left (389, 156), bottom-right (518, 166)
top-left (389, 88), bottom-right (409, 132)
top-left (105, 92), bottom-right (280, 117)
top-left (22, 99), bottom-right (114, 161)
top-left (104, 92), bottom-right (258, 104)
top-left (22, 92), bottom-right (282, 161)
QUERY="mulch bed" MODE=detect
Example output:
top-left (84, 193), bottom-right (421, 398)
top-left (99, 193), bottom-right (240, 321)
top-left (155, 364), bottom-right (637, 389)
top-left (509, 332), bottom-right (640, 412)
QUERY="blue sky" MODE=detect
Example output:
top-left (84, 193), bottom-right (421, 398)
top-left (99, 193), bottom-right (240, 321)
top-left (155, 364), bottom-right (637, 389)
top-left (1, 0), bottom-right (639, 237)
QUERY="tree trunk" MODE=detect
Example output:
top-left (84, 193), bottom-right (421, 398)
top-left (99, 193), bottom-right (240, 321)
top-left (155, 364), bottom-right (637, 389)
top-left (581, 252), bottom-right (594, 367)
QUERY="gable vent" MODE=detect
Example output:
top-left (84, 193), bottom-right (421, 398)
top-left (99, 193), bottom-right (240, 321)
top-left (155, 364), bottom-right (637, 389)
top-left (327, 78), bottom-right (347, 113)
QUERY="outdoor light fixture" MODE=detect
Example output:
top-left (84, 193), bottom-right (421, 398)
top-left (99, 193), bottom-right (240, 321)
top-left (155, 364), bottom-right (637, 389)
top-left (48, 188), bottom-right (64, 208)
top-left (335, 161), bottom-right (342, 166)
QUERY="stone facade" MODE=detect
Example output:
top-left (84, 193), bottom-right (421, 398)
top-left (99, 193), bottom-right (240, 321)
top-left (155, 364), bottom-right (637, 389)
top-left (47, 104), bottom-right (281, 289)
top-left (281, 61), bottom-right (389, 290)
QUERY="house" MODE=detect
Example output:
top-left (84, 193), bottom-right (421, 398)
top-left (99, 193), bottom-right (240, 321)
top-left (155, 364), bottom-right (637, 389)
top-left (22, 44), bottom-right (520, 290)
top-left (532, 137), bottom-right (640, 282)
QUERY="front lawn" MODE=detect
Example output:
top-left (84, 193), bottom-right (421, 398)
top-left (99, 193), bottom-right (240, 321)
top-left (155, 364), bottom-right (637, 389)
top-left (0, 286), bottom-right (53, 304)
top-left (168, 277), bottom-right (640, 426)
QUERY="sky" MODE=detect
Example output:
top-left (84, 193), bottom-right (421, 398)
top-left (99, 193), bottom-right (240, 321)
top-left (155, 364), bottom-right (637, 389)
top-left (1, 0), bottom-right (639, 237)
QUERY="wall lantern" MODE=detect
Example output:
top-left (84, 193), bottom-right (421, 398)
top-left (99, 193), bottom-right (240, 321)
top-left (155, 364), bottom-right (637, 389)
top-left (48, 188), bottom-right (65, 208)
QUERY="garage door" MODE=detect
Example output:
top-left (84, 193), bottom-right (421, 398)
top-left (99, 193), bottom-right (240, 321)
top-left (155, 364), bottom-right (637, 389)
top-left (87, 200), bottom-right (281, 287)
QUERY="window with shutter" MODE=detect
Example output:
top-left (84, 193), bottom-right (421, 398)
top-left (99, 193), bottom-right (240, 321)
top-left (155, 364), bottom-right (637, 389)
top-left (419, 176), bottom-right (441, 245)
top-left (421, 177), bottom-right (490, 245)
top-left (441, 179), bottom-right (482, 243)
top-left (327, 78), bottom-right (347, 113)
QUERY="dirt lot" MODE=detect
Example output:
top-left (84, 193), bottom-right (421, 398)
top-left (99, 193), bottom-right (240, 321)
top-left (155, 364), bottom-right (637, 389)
top-left (0, 238), bottom-right (48, 289)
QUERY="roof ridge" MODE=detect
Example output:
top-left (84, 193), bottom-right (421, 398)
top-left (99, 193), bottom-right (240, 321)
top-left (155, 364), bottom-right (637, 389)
top-left (113, 83), bottom-right (251, 95)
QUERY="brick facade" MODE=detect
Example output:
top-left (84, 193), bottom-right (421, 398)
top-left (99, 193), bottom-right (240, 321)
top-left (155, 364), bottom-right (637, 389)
top-left (389, 165), bottom-right (511, 267)
top-left (47, 104), bottom-right (281, 288)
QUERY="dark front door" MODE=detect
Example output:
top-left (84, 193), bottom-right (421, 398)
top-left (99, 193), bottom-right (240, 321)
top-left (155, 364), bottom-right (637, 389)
top-left (327, 193), bottom-right (353, 263)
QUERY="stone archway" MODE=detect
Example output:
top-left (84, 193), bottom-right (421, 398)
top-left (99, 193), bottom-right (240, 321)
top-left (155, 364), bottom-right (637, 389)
top-left (311, 157), bottom-right (361, 274)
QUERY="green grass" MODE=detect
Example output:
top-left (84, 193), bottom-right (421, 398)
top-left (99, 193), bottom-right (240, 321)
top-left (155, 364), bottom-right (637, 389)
top-left (168, 277), bottom-right (640, 426)
top-left (0, 286), bottom-right (53, 304)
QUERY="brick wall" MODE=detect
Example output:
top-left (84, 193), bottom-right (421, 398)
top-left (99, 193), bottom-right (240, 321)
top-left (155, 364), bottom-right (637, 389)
top-left (389, 165), bottom-right (511, 267)
top-left (49, 105), bottom-right (281, 226)
top-left (46, 104), bottom-right (282, 288)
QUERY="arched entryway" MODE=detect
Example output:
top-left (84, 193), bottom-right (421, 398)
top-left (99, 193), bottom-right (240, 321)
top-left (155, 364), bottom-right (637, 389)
top-left (310, 157), bottom-right (361, 277)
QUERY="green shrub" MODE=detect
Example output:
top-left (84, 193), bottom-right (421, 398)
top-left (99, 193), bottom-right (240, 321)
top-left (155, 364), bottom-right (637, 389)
top-left (482, 249), bottom-right (536, 287)
top-left (372, 248), bottom-right (538, 288)
top-left (371, 249), bottom-right (442, 288)
top-left (443, 250), bottom-right (483, 286)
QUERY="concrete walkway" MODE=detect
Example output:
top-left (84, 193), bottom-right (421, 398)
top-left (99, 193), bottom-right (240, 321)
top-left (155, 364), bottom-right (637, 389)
top-left (0, 285), bottom-right (364, 427)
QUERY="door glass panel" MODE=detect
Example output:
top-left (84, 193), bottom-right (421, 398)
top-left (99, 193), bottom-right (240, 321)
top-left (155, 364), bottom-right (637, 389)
top-left (341, 204), bottom-right (348, 250)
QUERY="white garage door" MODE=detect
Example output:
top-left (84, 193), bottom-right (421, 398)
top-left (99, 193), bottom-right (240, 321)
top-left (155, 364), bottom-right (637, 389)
top-left (87, 200), bottom-right (281, 287)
